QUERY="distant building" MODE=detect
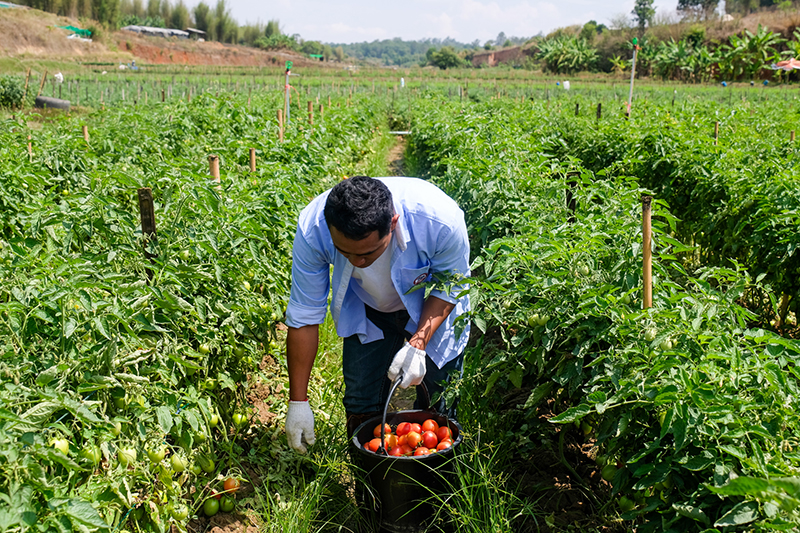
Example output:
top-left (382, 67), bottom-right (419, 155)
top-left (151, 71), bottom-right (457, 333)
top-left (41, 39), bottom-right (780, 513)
top-left (185, 28), bottom-right (207, 40)
top-left (121, 25), bottom-right (189, 39)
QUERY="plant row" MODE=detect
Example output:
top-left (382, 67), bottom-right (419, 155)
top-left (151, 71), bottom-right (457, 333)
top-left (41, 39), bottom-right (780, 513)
top-left (406, 93), bottom-right (800, 532)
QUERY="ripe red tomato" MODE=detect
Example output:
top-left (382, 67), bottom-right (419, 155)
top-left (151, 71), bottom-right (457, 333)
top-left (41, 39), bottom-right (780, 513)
top-left (436, 440), bottom-right (452, 451)
top-left (389, 445), bottom-right (404, 456)
top-left (398, 444), bottom-right (413, 456)
top-left (367, 438), bottom-right (383, 452)
top-left (421, 419), bottom-right (439, 433)
top-left (406, 431), bottom-right (422, 449)
top-left (373, 423), bottom-right (391, 438)
top-left (384, 434), bottom-right (397, 451)
top-left (422, 431), bottom-right (438, 449)
top-left (397, 434), bottom-right (408, 447)
top-left (436, 426), bottom-right (452, 442)
top-left (396, 422), bottom-right (411, 436)
top-left (414, 447), bottom-right (431, 456)
top-left (409, 423), bottom-right (422, 434)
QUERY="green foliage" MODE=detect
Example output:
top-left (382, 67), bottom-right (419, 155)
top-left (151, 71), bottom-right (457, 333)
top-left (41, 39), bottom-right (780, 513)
top-left (719, 25), bottom-right (786, 80)
top-left (0, 75), bottom-right (25, 109)
top-left (334, 38), bottom-right (476, 67)
top-left (536, 36), bottom-right (598, 73)
top-left (426, 46), bottom-right (465, 69)
top-left (632, 0), bottom-right (655, 35)
top-left (406, 94), bottom-right (800, 532)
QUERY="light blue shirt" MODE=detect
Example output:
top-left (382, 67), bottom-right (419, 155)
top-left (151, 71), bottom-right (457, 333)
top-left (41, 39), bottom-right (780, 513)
top-left (285, 177), bottom-right (470, 369)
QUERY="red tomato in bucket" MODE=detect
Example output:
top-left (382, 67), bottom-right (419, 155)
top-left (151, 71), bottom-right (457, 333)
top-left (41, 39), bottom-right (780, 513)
top-left (422, 419), bottom-right (439, 433)
top-left (406, 431), bottom-right (422, 449)
top-left (396, 422), bottom-right (411, 436)
top-left (436, 426), bottom-right (452, 442)
top-left (414, 447), bottom-right (431, 456)
top-left (422, 431), bottom-right (438, 449)
top-left (373, 423), bottom-right (391, 438)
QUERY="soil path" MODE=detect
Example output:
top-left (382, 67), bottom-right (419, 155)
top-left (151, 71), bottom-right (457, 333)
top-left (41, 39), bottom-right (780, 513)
top-left (387, 135), bottom-right (406, 177)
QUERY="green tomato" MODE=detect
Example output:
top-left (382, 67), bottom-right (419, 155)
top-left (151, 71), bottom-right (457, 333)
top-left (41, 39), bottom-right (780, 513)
top-left (147, 445), bottom-right (167, 463)
top-left (208, 413), bottom-right (219, 428)
top-left (203, 498), bottom-right (220, 517)
top-left (580, 421), bottom-right (593, 437)
top-left (233, 346), bottom-right (246, 358)
top-left (178, 250), bottom-right (190, 261)
top-left (170, 504), bottom-right (189, 521)
top-left (578, 264), bottom-right (590, 276)
top-left (111, 421), bottom-right (122, 436)
top-left (659, 338), bottom-right (674, 351)
top-left (536, 314), bottom-right (549, 326)
top-left (242, 281), bottom-right (251, 291)
top-left (644, 327), bottom-right (658, 342)
top-left (197, 455), bottom-right (216, 474)
top-left (601, 464), bottom-right (618, 482)
top-left (51, 438), bottom-right (70, 454)
top-left (202, 377), bottom-right (217, 391)
top-left (118, 447), bottom-right (137, 467)
top-left (527, 313), bottom-right (539, 327)
top-left (81, 444), bottom-right (102, 465)
top-left (194, 430), bottom-right (207, 444)
top-left (220, 496), bottom-right (235, 513)
top-left (232, 412), bottom-right (248, 428)
top-left (170, 454), bottom-right (189, 473)
top-left (189, 463), bottom-right (203, 475)
top-left (198, 344), bottom-right (211, 355)
top-left (618, 495), bottom-right (636, 512)
top-left (621, 293), bottom-right (632, 305)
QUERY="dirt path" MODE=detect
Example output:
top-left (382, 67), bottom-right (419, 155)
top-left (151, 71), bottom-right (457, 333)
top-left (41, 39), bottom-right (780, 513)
top-left (387, 136), bottom-right (406, 177)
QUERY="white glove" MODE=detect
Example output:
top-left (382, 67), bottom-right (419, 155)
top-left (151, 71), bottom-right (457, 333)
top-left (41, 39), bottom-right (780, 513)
top-left (387, 342), bottom-right (427, 389)
top-left (285, 400), bottom-right (315, 453)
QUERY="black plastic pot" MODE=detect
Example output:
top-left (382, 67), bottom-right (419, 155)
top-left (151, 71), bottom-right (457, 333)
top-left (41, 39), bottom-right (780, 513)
top-left (350, 378), bottom-right (462, 533)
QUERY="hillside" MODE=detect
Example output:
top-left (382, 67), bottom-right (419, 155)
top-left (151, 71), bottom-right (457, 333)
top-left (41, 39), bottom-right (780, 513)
top-left (0, 7), bottom-right (320, 73)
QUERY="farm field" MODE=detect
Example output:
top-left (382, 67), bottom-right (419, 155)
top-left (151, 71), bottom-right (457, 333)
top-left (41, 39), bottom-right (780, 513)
top-left (2, 69), bottom-right (800, 533)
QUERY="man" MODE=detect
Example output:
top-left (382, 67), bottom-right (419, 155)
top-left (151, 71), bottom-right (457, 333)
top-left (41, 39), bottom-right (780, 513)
top-left (284, 176), bottom-right (470, 453)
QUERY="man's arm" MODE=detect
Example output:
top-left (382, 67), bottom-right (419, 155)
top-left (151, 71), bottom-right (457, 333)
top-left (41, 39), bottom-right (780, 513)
top-left (408, 295), bottom-right (456, 351)
top-left (287, 324), bottom-right (320, 401)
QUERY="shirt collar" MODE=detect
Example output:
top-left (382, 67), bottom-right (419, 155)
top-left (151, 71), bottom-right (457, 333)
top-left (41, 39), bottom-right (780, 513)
top-left (393, 200), bottom-right (408, 252)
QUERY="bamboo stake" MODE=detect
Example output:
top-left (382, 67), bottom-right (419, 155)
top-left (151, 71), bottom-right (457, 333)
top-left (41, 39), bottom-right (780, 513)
top-left (37, 69), bottom-right (48, 97)
top-left (249, 148), bottom-right (256, 172)
top-left (208, 155), bottom-right (220, 183)
top-left (277, 109), bottom-right (284, 142)
top-left (22, 68), bottom-right (31, 106)
top-left (137, 188), bottom-right (157, 282)
top-left (792, 130), bottom-right (796, 142)
top-left (27, 135), bottom-right (32, 162)
top-left (597, 103), bottom-right (602, 119)
top-left (319, 103), bottom-right (324, 118)
top-left (642, 196), bottom-right (653, 309)
top-left (82, 125), bottom-right (89, 143)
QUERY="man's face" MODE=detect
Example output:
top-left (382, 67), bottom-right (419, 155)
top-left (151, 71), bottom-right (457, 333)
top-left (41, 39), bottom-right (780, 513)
top-left (329, 214), bottom-right (399, 268)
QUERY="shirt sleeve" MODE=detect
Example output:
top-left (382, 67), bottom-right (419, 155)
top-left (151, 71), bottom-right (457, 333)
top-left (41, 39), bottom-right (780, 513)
top-left (428, 214), bottom-right (470, 305)
top-left (284, 227), bottom-right (331, 328)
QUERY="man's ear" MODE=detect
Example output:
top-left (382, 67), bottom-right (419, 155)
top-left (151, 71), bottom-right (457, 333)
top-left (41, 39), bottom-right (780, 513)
top-left (390, 214), bottom-right (399, 232)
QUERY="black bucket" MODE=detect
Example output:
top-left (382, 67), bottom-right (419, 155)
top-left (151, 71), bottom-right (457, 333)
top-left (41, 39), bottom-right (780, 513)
top-left (350, 379), bottom-right (462, 533)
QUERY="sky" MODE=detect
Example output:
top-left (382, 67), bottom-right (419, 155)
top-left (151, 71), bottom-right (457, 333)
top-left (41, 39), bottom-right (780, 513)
top-left (209, 0), bottom-right (684, 45)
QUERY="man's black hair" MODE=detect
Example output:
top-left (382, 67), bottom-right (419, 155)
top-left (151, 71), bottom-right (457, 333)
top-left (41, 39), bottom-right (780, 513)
top-left (324, 176), bottom-right (394, 240)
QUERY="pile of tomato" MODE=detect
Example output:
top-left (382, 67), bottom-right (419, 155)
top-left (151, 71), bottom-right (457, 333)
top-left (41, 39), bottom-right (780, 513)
top-left (362, 419), bottom-right (453, 457)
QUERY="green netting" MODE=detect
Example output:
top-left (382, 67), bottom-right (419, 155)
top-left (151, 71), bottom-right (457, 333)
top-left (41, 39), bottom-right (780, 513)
top-left (58, 25), bottom-right (92, 37)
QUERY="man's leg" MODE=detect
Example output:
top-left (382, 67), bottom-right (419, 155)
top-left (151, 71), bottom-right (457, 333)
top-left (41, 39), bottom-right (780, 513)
top-left (342, 307), bottom-right (410, 438)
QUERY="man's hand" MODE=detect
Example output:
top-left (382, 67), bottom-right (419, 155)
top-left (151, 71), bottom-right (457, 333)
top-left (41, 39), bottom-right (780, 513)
top-left (285, 400), bottom-right (316, 453)
top-left (387, 342), bottom-right (427, 389)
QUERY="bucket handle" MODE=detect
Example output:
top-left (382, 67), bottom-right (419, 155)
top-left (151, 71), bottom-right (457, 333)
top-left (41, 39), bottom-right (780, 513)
top-left (378, 371), bottom-right (431, 455)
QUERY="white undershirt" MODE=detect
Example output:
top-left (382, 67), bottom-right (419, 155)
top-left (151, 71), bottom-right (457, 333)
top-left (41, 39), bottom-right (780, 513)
top-left (350, 241), bottom-right (406, 312)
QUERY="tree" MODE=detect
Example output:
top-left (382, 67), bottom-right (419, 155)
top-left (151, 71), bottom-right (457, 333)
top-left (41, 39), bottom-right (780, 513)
top-left (145, 0), bottom-right (158, 19)
top-left (265, 19), bottom-right (281, 38)
top-left (192, 1), bottom-right (213, 38)
top-left (427, 46), bottom-right (464, 69)
top-left (677, 0), bottom-right (720, 19)
top-left (632, 0), bottom-right (655, 35)
top-left (333, 46), bottom-right (345, 61)
top-left (494, 31), bottom-right (507, 47)
top-left (170, 0), bottom-right (189, 30)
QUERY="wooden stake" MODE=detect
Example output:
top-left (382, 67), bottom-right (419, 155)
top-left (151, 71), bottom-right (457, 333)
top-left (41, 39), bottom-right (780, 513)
top-left (22, 68), bottom-right (31, 106)
top-left (82, 125), bottom-right (89, 143)
top-left (566, 172), bottom-right (578, 223)
top-left (208, 155), bottom-right (220, 183)
top-left (307, 100), bottom-right (313, 125)
top-left (249, 148), bottom-right (256, 172)
top-left (277, 109), bottom-right (284, 142)
top-left (714, 121), bottom-right (719, 145)
top-left (27, 135), bottom-right (32, 161)
top-left (642, 196), bottom-right (653, 309)
top-left (162, 89), bottom-right (166, 103)
top-left (792, 130), bottom-right (796, 142)
top-left (596, 103), bottom-right (602, 119)
top-left (574, 103), bottom-right (579, 116)
top-left (37, 69), bottom-right (48, 97)
top-left (319, 103), bottom-right (324, 118)
top-left (137, 188), bottom-right (157, 281)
